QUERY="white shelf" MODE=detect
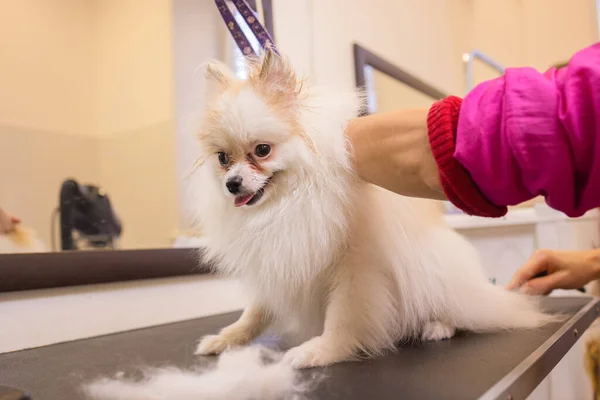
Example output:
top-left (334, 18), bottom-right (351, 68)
top-left (444, 205), bottom-right (600, 230)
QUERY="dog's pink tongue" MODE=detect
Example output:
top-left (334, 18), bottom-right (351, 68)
top-left (234, 194), bottom-right (254, 207)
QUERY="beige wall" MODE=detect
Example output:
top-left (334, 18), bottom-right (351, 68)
top-left (274, 0), bottom-right (598, 97)
top-left (0, 0), bottom-right (178, 250)
top-left (521, 0), bottom-right (598, 69)
top-left (468, 0), bottom-right (598, 90)
top-left (95, 0), bottom-right (174, 137)
top-left (0, 0), bottom-right (95, 135)
top-left (305, 0), bottom-right (470, 96)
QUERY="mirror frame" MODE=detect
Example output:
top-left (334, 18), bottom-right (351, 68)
top-left (0, 248), bottom-right (210, 293)
top-left (0, 0), bottom-right (276, 293)
top-left (353, 43), bottom-right (447, 117)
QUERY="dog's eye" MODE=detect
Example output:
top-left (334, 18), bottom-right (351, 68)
top-left (217, 152), bottom-right (230, 166)
top-left (255, 144), bottom-right (271, 158)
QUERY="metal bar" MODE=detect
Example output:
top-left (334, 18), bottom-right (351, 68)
top-left (463, 50), bottom-right (505, 93)
top-left (597, 0), bottom-right (600, 40)
top-left (353, 43), bottom-right (448, 116)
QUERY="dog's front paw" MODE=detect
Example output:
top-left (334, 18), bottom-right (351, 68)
top-left (421, 321), bottom-right (456, 342)
top-left (283, 336), bottom-right (353, 369)
top-left (195, 332), bottom-right (252, 355)
top-left (194, 323), bottom-right (256, 355)
top-left (194, 334), bottom-right (233, 355)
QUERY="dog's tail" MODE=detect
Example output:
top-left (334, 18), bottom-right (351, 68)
top-left (433, 228), bottom-right (560, 331)
top-left (450, 282), bottom-right (560, 332)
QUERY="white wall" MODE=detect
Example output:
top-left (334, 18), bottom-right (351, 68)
top-left (0, 275), bottom-right (245, 353)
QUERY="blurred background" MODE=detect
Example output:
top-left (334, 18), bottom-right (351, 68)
top-left (0, 0), bottom-right (596, 253)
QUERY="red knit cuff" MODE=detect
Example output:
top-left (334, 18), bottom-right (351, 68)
top-left (427, 96), bottom-right (507, 218)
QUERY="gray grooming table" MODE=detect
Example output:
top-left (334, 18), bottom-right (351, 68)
top-left (0, 297), bottom-right (598, 400)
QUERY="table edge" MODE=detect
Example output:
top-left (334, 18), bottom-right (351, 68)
top-left (479, 297), bottom-right (600, 400)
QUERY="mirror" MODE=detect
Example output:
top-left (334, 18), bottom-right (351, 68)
top-left (353, 44), bottom-right (447, 116)
top-left (0, 0), bottom-right (274, 254)
top-left (367, 67), bottom-right (440, 113)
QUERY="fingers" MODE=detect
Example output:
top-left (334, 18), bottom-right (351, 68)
top-left (505, 250), bottom-right (552, 291)
top-left (0, 209), bottom-right (11, 233)
top-left (0, 208), bottom-right (19, 233)
top-left (520, 271), bottom-right (568, 295)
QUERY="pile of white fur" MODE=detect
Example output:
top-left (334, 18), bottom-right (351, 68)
top-left (84, 346), bottom-right (312, 400)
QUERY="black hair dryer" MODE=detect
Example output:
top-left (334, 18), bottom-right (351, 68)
top-left (59, 179), bottom-right (122, 250)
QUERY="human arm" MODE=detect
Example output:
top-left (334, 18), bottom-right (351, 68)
top-left (506, 249), bottom-right (600, 295)
top-left (347, 43), bottom-right (600, 217)
top-left (347, 108), bottom-right (444, 200)
top-left (455, 43), bottom-right (600, 217)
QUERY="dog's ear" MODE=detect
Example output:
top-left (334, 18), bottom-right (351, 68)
top-left (251, 47), bottom-right (297, 99)
top-left (205, 62), bottom-right (234, 98)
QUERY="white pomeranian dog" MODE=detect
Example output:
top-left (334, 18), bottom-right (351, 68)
top-left (191, 49), bottom-right (554, 369)
top-left (0, 226), bottom-right (45, 254)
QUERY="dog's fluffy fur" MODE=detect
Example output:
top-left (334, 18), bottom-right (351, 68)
top-left (192, 49), bottom-right (555, 368)
top-left (85, 346), bottom-right (310, 400)
top-left (0, 226), bottom-right (45, 253)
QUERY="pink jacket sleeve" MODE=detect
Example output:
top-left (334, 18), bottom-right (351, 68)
top-left (454, 43), bottom-right (600, 217)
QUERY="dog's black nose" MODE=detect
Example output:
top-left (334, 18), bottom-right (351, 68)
top-left (226, 176), bottom-right (243, 194)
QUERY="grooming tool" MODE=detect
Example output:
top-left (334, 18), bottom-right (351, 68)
top-left (214, 0), bottom-right (277, 56)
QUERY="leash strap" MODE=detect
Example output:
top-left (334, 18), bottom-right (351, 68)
top-left (214, 0), bottom-right (278, 56)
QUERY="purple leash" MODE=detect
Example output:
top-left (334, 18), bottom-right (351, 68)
top-left (214, 0), bottom-right (278, 56)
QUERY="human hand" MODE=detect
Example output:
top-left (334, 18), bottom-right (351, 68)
top-left (506, 249), bottom-right (600, 295)
top-left (0, 208), bottom-right (20, 234)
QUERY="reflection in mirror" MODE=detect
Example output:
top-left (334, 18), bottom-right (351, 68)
top-left (367, 67), bottom-right (439, 113)
top-left (0, 0), bottom-right (273, 254)
top-left (353, 44), bottom-right (447, 116)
